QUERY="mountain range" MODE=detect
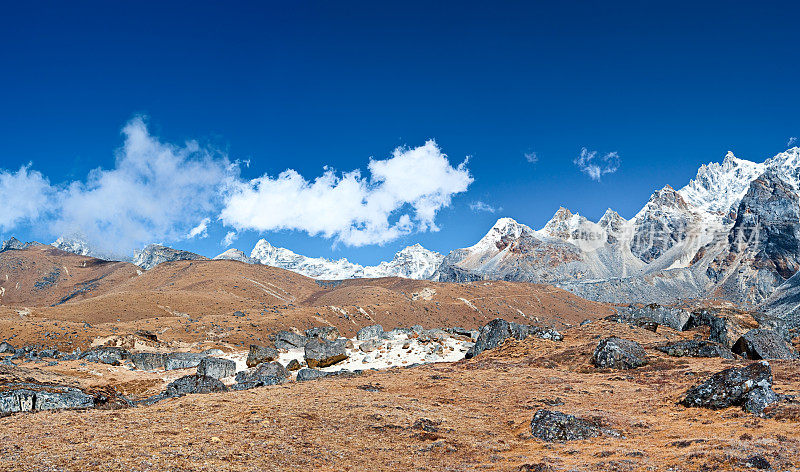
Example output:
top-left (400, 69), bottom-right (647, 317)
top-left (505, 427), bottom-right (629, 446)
top-left (7, 147), bottom-right (800, 320)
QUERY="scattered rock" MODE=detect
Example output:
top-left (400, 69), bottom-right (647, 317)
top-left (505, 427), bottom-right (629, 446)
top-left (233, 362), bottom-right (289, 389)
top-left (0, 342), bottom-right (15, 354)
top-left (165, 352), bottom-right (207, 370)
top-left (357, 324), bottom-right (384, 341)
top-left (304, 338), bottom-right (348, 368)
top-left (130, 352), bottom-right (166, 371)
top-left (592, 337), bottom-right (648, 369)
top-left (530, 410), bottom-right (614, 442)
top-left (81, 347), bottom-right (129, 366)
top-left (246, 344), bottom-right (279, 367)
top-left (164, 375), bottom-right (228, 397)
top-left (656, 340), bottom-right (735, 359)
top-left (732, 329), bottom-right (798, 360)
top-left (274, 331), bottom-right (308, 350)
top-left (742, 455), bottom-right (771, 470)
top-left (680, 361), bottom-right (778, 415)
top-left (466, 318), bottom-right (562, 359)
top-left (305, 326), bottom-right (340, 341)
top-left (359, 338), bottom-right (381, 353)
top-left (197, 357), bottom-right (236, 379)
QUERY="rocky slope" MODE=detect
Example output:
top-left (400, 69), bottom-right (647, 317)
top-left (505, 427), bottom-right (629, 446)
top-left (132, 244), bottom-right (208, 270)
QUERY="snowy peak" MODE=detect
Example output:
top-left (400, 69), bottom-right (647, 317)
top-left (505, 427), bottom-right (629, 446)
top-left (213, 248), bottom-right (255, 264)
top-left (1, 237), bottom-right (30, 252)
top-left (679, 151), bottom-right (765, 214)
top-left (468, 217), bottom-right (534, 252)
top-left (646, 185), bottom-right (690, 211)
top-left (361, 244), bottom-right (444, 279)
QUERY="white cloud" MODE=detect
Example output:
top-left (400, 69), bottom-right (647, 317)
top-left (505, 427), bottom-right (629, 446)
top-left (221, 231), bottom-right (237, 247)
top-left (469, 201), bottom-right (499, 213)
top-left (524, 151), bottom-right (538, 163)
top-left (187, 217), bottom-right (211, 239)
top-left (574, 148), bottom-right (620, 181)
top-left (0, 164), bottom-right (53, 232)
top-left (789, 137), bottom-right (798, 147)
top-left (220, 140), bottom-right (473, 246)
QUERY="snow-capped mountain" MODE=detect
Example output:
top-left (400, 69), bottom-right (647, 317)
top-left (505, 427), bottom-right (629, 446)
top-left (249, 239), bottom-right (443, 280)
top-left (213, 248), bottom-right (256, 264)
top-left (437, 147), bottom-right (800, 313)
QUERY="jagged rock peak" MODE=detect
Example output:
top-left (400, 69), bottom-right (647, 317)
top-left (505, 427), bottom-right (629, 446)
top-left (468, 217), bottom-right (534, 251)
top-left (133, 244), bottom-right (208, 270)
top-left (679, 151), bottom-right (765, 214)
top-left (598, 208), bottom-right (626, 227)
top-left (0, 237), bottom-right (29, 252)
top-left (647, 185), bottom-right (690, 210)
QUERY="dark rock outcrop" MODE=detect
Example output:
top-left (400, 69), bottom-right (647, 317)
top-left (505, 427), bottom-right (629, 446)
top-left (233, 362), bottom-right (289, 390)
top-left (246, 345), bottom-right (279, 367)
top-left (304, 338), bottom-right (348, 368)
top-left (684, 309), bottom-right (755, 348)
top-left (356, 325), bottom-right (384, 341)
top-left (680, 361), bottom-right (778, 415)
top-left (81, 347), bottom-right (129, 366)
top-left (305, 326), bottom-right (340, 341)
top-left (165, 352), bottom-right (207, 370)
top-left (0, 383), bottom-right (94, 416)
top-left (612, 304), bottom-right (692, 331)
top-left (732, 329), bottom-right (798, 360)
top-left (274, 331), bottom-right (308, 350)
top-left (656, 340), bottom-right (734, 359)
top-left (164, 375), bottom-right (228, 397)
top-left (131, 352), bottom-right (166, 371)
top-left (465, 318), bottom-right (562, 359)
top-left (592, 337), bottom-right (648, 369)
top-left (197, 357), bottom-right (236, 379)
top-left (530, 409), bottom-right (616, 442)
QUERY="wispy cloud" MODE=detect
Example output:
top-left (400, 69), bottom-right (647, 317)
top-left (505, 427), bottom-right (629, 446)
top-left (574, 148), bottom-right (620, 181)
top-left (221, 231), bottom-right (237, 247)
top-left (220, 140), bottom-right (473, 247)
top-left (0, 164), bottom-right (53, 232)
top-left (469, 201), bottom-right (499, 213)
top-left (187, 217), bottom-right (211, 239)
top-left (789, 137), bottom-right (798, 147)
top-left (524, 151), bottom-right (538, 163)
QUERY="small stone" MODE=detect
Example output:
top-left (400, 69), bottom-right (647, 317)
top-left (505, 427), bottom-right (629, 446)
top-left (286, 359), bottom-right (301, 371)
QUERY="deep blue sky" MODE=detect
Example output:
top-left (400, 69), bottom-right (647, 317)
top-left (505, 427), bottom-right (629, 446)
top-left (1, 2), bottom-right (799, 263)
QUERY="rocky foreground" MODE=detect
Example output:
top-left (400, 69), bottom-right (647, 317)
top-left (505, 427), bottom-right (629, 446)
top-left (1, 307), bottom-right (799, 471)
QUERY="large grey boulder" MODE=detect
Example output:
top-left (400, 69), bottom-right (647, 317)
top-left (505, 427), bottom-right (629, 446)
top-left (304, 338), bottom-right (348, 368)
top-left (305, 326), bottom-right (340, 341)
top-left (592, 337), bottom-right (648, 369)
top-left (164, 375), bottom-right (227, 397)
top-left (356, 324), bottom-right (384, 341)
top-left (680, 361), bottom-right (778, 415)
top-left (274, 331), bottom-right (308, 350)
top-left (530, 410), bottom-right (616, 442)
top-left (165, 352), bottom-right (207, 370)
top-left (465, 318), bottom-right (562, 359)
top-left (732, 329), bottom-right (798, 360)
top-left (131, 352), bottom-right (166, 371)
top-left (81, 347), bottom-right (129, 365)
top-left (233, 361), bottom-right (289, 390)
top-left (656, 340), bottom-right (735, 359)
top-left (0, 383), bottom-right (94, 416)
top-left (685, 309), bottom-right (754, 348)
top-left (246, 345), bottom-right (279, 367)
top-left (197, 357), bottom-right (236, 379)
top-left (612, 304), bottom-right (692, 331)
